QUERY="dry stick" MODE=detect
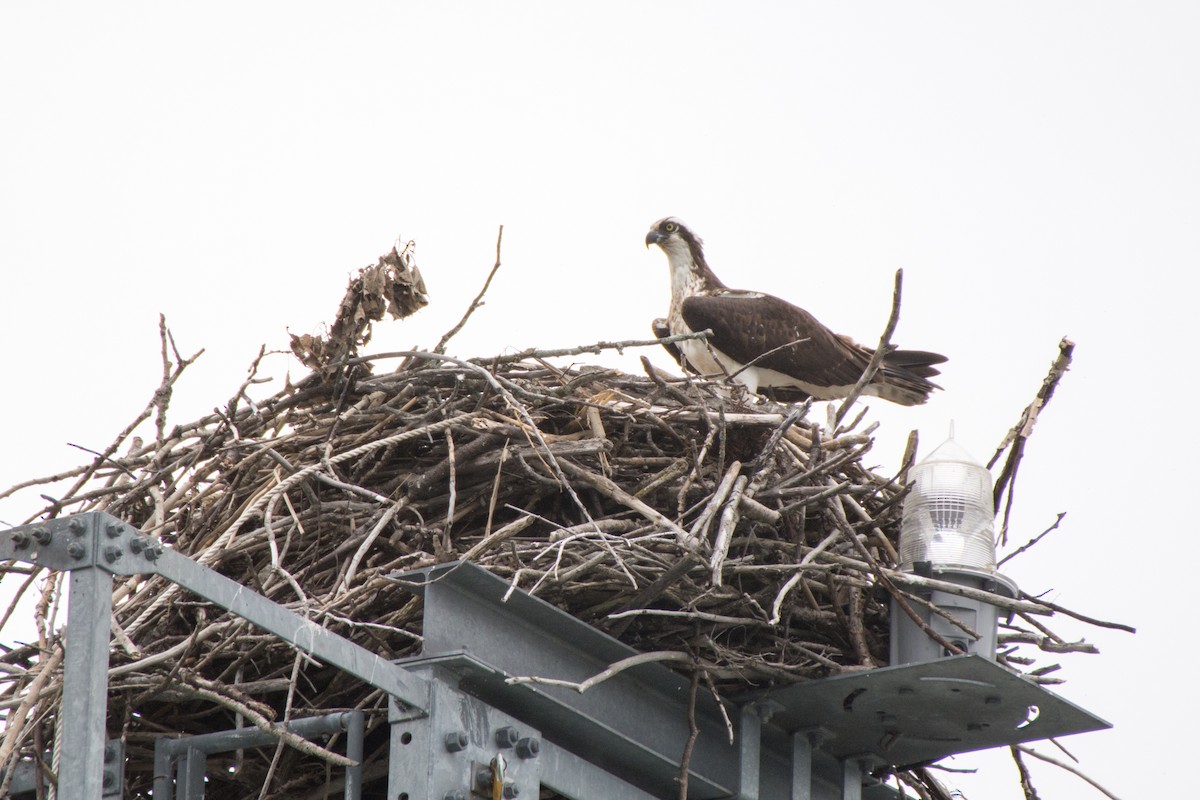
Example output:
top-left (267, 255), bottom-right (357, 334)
top-left (358, 331), bottom-right (714, 377)
top-left (256, 651), bottom-right (304, 800)
top-left (0, 645), bottom-right (63, 796)
top-left (678, 667), bottom-right (701, 800)
top-left (1019, 592), bottom-right (1136, 634)
top-left (1011, 745), bottom-right (1043, 800)
top-left (383, 351), bottom-right (601, 531)
top-left (166, 675), bottom-right (355, 768)
top-left (556, 459), bottom-right (691, 543)
top-left (442, 429), bottom-right (457, 552)
top-left (999, 512), bottom-right (1067, 568)
top-left (833, 269), bottom-right (903, 428)
top-left (505, 650), bottom-right (696, 692)
top-left (435, 225), bottom-right (504, 355)
top-left (828, 490), bottom-right (964, 655)
top-left (989, 337), bottom-right (1075, 544)
top-left (44, 320), bottom-right (203, 523)
top-left (768, 526), bottom-right (845, 624)
top-left (687, 461), bottom-right (742, 552)
top-left (124, 412), bottom-right (477, 637)
top-left (607, 609), bottom-right (771, 627)
top-left (1014, 745), bottom-right (1123, 800)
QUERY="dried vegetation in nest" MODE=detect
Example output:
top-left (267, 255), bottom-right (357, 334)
top-left (0, 234), bottom-right (1130, 799)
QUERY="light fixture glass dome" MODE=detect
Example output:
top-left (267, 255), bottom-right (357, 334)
top-left (899, 435), bottom-right (996, 572)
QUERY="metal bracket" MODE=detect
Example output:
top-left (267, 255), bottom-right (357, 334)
top-left (152, 711), bottom-right (363, 800)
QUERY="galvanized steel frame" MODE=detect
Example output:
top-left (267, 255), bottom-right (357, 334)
top-left (1, 512), bottom-right (1107, 799)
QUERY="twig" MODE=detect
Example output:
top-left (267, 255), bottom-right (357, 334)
top-left (999, 512), bottom-right (1067, 567)
top-left (678, 667), bottom-right (700, 800)
top-left (834, 268), bottom-right (903, 427)
top-left (435, 225), bottom-right (504, 354)
top-left (505, 650), bottom-right (696, 693)
top-left (990, 337), bottom-right (1074, 543)
top-left (1014, 745), bottom-right (1122, 800)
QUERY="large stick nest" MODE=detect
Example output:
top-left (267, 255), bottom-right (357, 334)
top-left (0, 240), bottom-right (1118, 799)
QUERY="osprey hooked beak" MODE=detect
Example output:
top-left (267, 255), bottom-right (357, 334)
top-left (645, 217), bottom-right (684, 249)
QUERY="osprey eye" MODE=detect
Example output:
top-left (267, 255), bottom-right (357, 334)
top-left (664, 222), bottom-right (677, 233)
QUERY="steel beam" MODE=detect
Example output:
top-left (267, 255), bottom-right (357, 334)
top-left (391, 562), bottom-right (904, 800)
top-left (58, 564), bottom-right (115, 800)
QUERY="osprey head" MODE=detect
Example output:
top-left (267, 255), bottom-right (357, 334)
top-left (645, 217), bottom-right (704, 258)
top-left (645, 216), bottom-right (724, 293)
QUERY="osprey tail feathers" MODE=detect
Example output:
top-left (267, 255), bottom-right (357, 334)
top-left (871, 349), bottom-right (947, 405)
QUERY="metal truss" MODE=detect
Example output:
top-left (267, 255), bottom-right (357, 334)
top-left (0, 512), bottom-right (1108, 799)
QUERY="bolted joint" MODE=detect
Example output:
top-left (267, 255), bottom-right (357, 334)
top-left (494, 726), bottom-right (520, 748)
top-left (32, 527), bottom-right (53, 545)
top-left (444, 731), bottom-right (469, 753)
top-left (68, 518), bottom-right (87, 536)
top-left (11, 531), bottom-right (31, 550)
top-left (67, 542), bottom-right (87, 560)
top-left (105, 522), bottom-right (123, 539)
top-left (515, 737), bottom-right (540, 759)
top-left (103, 546), bottom-right (123, 564)
top-left (502, 783), bottom-right (519, 799)
top-left (475, 767), bottom-right (494, 790)
top-left (144, 544), bottom-right (162, 562)
top-left (443, 793), bottom-right (468, 800)
top-left (128, 538), bottom-right (145, 553)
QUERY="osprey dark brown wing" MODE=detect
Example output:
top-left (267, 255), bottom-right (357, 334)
top-left (680, 292), bottom-right (872, 388)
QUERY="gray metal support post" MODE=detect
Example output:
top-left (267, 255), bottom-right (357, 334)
top-left (791, 732), bottom-right (814, 800)
top-left (177, 748), bottom-right (206, 800)
top-left (58, 565), bottom-right (114, 800)
top-left (344, 710), bottom-right (364, 800)
top-left (842, 759), bottom-right (863, 800)
top-left (738, 704), bottom-right (762, 800)
top-left (153, 738), bottom-right (175, 800)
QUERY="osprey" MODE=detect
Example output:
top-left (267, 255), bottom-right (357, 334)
top-left (645, 217), bottom-right (946, 406)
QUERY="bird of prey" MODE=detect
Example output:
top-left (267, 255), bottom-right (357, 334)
top-left (645, 217), bottom-right (946, 406)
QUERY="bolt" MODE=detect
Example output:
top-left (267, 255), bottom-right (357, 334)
top-left (502, 783), bottom-right (519, 799)
top-left (105, 742), bottom-right (118, 762)
top-left (144, 545), bottom-right (161, 562)
top-left (68, 518), bottom-right (87, 535)
top-left (104, 546), bottom-right (123, 564)
top-left (102, 771), bottom-right (116, 789)
top-left (443, 731), bottom-right (468, 753)
top-left (442, 792), bottom-right (468, 800)
top-left (475, 768), bottom-right (493, 790)
top-left (67, 542), bottom-right (86, 560)
top-left (515, 737), bottom-right (540, 759)
top-left (32, 527), bottom-right (52, 545)
top-left (11, 531), bottom-right (30, 550)
top-left (105, 522), bottom-right (122, 539)
top-left (495, 726), bottom-right (519, 748)
top-left (128, 538), bottom-right (145, 553)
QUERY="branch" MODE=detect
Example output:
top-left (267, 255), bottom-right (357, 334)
top-left (1015, 745), bottom-right (1124, 800)
top-left (834, 269), bottom-right (903, 427)
top-left (504, 650), bottom-right (696, 693)
top-left (990, 337), bottom-right (1074, 543)
top-left (435, 225), bottom-right (504, 354)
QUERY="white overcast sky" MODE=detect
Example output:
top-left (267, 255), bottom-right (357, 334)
top-left (2, 3), bottom-right (1196, 798)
